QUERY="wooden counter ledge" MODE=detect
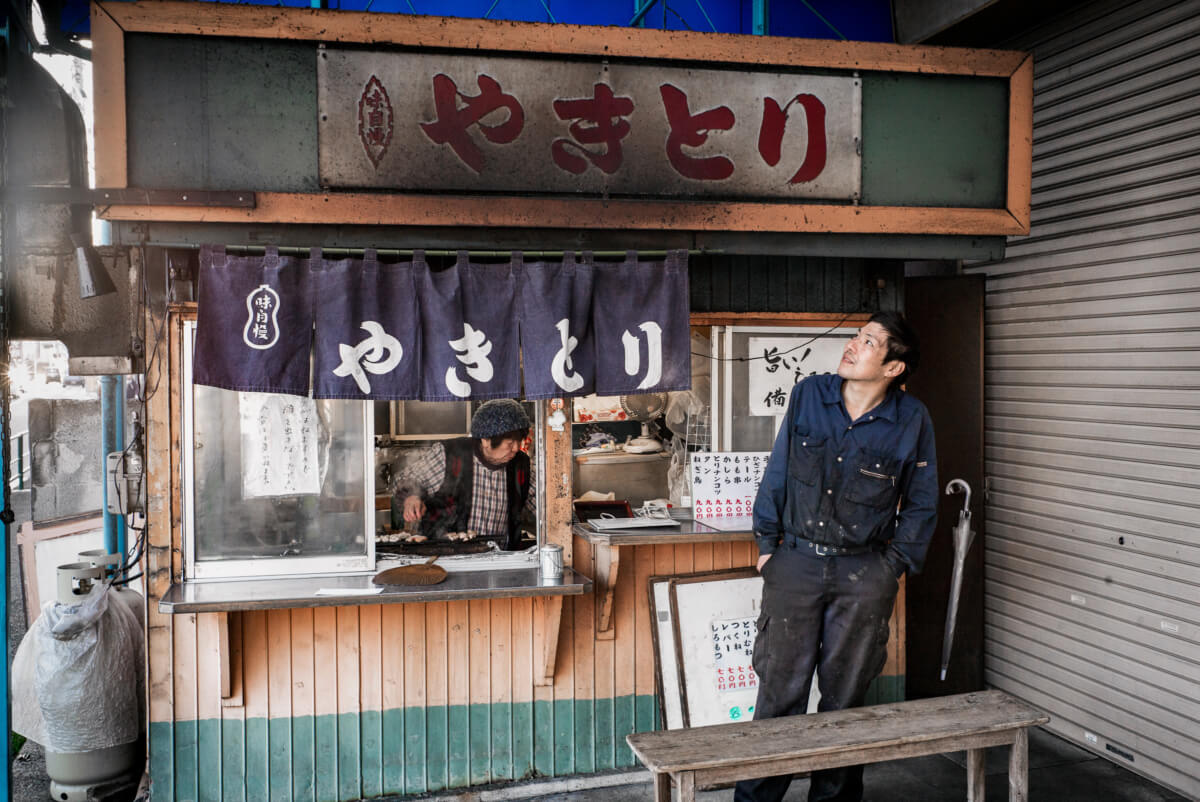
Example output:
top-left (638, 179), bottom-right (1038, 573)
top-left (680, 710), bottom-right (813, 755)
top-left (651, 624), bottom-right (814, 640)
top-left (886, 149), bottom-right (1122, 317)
top-left (573, 518), bottom-right (757, 637)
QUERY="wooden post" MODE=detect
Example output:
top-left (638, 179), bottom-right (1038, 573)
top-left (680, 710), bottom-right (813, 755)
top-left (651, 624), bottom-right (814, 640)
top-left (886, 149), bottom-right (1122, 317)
top-left (545, 398), bottom-right (573, 560)
top-left (967, 747), bottom-right (986, 801)
top-left (677, 770), bottom-right (695, 802)
top-left (654, 771), bottom-right (671, 802)
top-left (146, 277), bottom-right (178, 776)
top-left (1009, 727), bottom-right (1029, 802)
top-left (534, 398), bottom-right (573, 685)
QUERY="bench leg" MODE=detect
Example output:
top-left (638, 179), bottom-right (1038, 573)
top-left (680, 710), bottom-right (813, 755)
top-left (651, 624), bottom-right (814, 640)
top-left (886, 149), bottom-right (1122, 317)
top-left (677, 771), bottom-right (696, 802)
top-left (653, 771), bottom-right (671, 802)
top-left (967, 748), bottom-right (986, 802)
top-left (1009, 728), bottom-right (1029, 802)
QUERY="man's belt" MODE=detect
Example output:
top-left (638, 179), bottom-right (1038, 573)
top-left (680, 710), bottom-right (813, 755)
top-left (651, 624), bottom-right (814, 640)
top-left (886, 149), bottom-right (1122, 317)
top-left (782, 532), bottom-right (878, 556)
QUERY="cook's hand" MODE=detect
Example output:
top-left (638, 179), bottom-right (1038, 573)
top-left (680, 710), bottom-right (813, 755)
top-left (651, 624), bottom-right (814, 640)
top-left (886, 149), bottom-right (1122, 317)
top-left (403, 495), bottom-right (426, 522)
top-left (756, 554), bottom-right (771, 573)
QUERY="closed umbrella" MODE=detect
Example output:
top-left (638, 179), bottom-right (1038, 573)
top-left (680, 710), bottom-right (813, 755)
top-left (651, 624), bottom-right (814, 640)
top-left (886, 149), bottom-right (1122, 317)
top-left (940, 478), bottom-right (975, 681)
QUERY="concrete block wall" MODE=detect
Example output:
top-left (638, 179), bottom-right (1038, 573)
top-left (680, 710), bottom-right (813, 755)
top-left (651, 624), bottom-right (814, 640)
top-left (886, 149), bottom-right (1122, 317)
top-left (29, 398), bottom-right (103, 521)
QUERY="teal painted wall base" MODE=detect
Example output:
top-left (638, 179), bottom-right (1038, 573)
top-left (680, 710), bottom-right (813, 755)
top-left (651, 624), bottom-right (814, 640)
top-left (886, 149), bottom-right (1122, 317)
top-left (864, 674), bottom-right (905, 707)
top-left (151, 681), bottom-right (904, 801)
top-left (150, 695), bottom-right (658, 801)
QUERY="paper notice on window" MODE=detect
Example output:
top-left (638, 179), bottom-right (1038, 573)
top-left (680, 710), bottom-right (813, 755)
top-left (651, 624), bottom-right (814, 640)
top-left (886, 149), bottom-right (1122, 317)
top-left (239, 393), bottom-right (321, 498)
top-left (747, 334), bottom-right (850, 416)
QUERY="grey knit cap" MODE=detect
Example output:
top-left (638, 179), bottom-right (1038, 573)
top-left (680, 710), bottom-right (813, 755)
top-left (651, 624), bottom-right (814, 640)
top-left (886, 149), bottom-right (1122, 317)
top-left (471, 399), bottom-right (531, 439)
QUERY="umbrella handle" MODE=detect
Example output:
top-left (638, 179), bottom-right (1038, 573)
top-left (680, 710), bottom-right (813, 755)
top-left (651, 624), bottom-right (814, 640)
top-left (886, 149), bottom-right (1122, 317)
top-left (945, 478), bottom-right (971, 516)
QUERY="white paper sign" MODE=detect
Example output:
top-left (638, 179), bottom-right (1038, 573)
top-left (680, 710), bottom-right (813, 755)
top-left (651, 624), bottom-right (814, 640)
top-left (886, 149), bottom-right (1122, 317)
top-left (711, 616), bottom-right (759, 697)
top-left (691, 452), bottom-right (770, 530)
top-left (239, 393), bottom-right (321, 498)
top-left (747, 334), bottom-right (851, 416)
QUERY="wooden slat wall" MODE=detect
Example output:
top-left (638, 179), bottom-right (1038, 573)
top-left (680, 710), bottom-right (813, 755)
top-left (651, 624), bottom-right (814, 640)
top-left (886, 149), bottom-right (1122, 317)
top-left (965, 1), bottom-right (1200, 797)
top-left (156, 543), bottom-right (756, 798)
top-left (155, 538), bottom-right (906, 799)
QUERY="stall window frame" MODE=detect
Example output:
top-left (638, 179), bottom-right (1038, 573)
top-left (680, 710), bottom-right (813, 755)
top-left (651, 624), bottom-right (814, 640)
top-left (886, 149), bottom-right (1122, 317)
top-left (181, 319), bottom-right (378, 580)
top-left (180, 319), bottom-right (548, 582)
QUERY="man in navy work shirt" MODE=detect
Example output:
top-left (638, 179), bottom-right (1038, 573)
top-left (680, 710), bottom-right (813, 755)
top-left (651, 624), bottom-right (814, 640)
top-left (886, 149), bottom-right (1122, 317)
top-left (735, 311), bottom-right (938, 802)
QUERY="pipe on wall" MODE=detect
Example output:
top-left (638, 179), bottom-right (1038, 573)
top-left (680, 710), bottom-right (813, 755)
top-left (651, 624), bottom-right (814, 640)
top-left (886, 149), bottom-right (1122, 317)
top-left (100, 375), bottom-right (126, 561)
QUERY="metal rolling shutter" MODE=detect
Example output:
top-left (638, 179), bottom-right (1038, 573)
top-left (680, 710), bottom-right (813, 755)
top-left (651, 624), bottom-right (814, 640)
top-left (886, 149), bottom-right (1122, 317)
top-left (965, 1), bottom-right (1200, 796)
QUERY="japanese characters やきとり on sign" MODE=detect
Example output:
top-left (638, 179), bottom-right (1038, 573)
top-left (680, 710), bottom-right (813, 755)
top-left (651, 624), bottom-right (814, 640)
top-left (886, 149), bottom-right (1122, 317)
top-left (318, 49), bottom-right (862, 200)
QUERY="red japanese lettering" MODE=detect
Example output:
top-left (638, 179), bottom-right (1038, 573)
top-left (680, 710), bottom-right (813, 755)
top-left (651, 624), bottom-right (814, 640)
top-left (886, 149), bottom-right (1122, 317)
top-left (357, 75), bottom-right (394, 169)
top-left (659, 84), bottom-right (735, 181)
top-left (758, 94), bottom-right (827, 184)
top-left (552, 83), bottom-right (634, 175)
top-left (420, 74), bottom-right (525, 173)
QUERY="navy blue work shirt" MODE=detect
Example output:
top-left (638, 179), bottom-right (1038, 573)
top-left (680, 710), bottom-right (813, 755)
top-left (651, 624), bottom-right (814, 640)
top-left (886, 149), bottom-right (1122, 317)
top-left (752, 374), bottom-right (938, 576)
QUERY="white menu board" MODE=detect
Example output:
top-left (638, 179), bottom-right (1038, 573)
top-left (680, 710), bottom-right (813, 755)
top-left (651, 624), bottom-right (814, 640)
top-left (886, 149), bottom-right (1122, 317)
top-left (659, 570), bottom-right (819, 729)
top-left (690, 451), bottom-right (770, 531)
top-left (711, 616), bottom-right (759, 697)
top-left (673, 573), bottom-right (764, 726)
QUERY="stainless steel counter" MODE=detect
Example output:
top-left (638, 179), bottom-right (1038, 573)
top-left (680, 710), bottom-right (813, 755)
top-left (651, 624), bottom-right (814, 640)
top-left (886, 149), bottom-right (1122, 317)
top-left (158, 567), bottom-right (592, 613)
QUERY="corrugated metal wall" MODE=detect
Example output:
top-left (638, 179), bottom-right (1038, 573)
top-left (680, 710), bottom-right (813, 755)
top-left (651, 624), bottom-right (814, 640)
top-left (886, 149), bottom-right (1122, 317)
top-left (966, 1), bottom-right (1200, 797)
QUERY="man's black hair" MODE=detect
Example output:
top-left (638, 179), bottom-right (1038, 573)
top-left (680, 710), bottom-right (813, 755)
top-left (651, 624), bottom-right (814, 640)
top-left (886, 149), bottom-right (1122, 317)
top-left (488, 429), bottom-right (529, 448)
top-left (869, 311), bottom-right (920, 388)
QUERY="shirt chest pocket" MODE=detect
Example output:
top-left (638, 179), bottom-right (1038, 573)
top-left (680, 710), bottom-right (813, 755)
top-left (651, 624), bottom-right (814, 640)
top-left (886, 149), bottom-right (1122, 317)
top-left (787, 433), bottom-right (825, 486)
top-left (844, 453), bottom-right (901, 509)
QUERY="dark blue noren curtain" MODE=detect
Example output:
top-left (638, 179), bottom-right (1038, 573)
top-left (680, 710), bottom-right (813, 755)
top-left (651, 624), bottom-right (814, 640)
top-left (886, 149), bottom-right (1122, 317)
top-left (592, 249), bottom-right (691, 395)
top-left (310, 249), bottom-right (420, 400)
top-left (519, 252), bottom-right (596, 400)
top-left (193, 247), bottom-right (689, 401)
top-left (415, 251), bottom-right (521, 401)
top-left (193, 246), bottom-right (313, 395)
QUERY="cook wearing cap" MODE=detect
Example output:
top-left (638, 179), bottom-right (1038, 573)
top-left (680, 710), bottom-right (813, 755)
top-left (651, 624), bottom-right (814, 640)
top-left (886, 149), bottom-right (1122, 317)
top-left (393, 400), bottom-right (534, 549)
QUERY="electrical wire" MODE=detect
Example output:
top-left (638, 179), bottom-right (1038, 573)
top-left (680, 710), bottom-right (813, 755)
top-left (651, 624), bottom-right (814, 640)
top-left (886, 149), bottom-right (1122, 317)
top-left (110, 572), bottom-right (142, 587)
top-left (107, 243), bottom-right (155, 581)
top-left (690, 310), bottom-right (858, 363)
top-left (137, 243), bottom-right (168, 404)
top-left (112, 419), bottom-right (146, 579)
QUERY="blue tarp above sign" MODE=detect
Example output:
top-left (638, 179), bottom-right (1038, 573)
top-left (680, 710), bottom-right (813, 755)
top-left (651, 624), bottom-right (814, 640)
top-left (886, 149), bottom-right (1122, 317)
top-left (59, 0), bottom-right (893, 42)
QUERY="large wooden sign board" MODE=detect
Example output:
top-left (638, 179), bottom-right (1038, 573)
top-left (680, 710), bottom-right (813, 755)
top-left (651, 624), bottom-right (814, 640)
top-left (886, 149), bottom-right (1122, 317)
top-left (319, 49), bottom-right (862, 201)
top-left (649, 568), bottom-right (819, 729)
top-left (93, 2), bottom-right (1032, 237)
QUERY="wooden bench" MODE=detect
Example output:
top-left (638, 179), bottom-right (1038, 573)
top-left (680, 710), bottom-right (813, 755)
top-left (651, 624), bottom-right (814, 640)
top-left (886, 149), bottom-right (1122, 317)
top-left (626, 690), bottom-right (1049, 802)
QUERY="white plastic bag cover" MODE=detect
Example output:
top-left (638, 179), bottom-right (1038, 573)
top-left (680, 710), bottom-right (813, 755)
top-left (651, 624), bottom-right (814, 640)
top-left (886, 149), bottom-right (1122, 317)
top-left (667, 436), bottom-right (689, 507)
top-left (11, 583), bottom-right (145, 752)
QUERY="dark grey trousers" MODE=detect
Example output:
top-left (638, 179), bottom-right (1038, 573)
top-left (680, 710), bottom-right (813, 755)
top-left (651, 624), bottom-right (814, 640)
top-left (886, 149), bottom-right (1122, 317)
top-left (733, 544), bottom-right (901, 802)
